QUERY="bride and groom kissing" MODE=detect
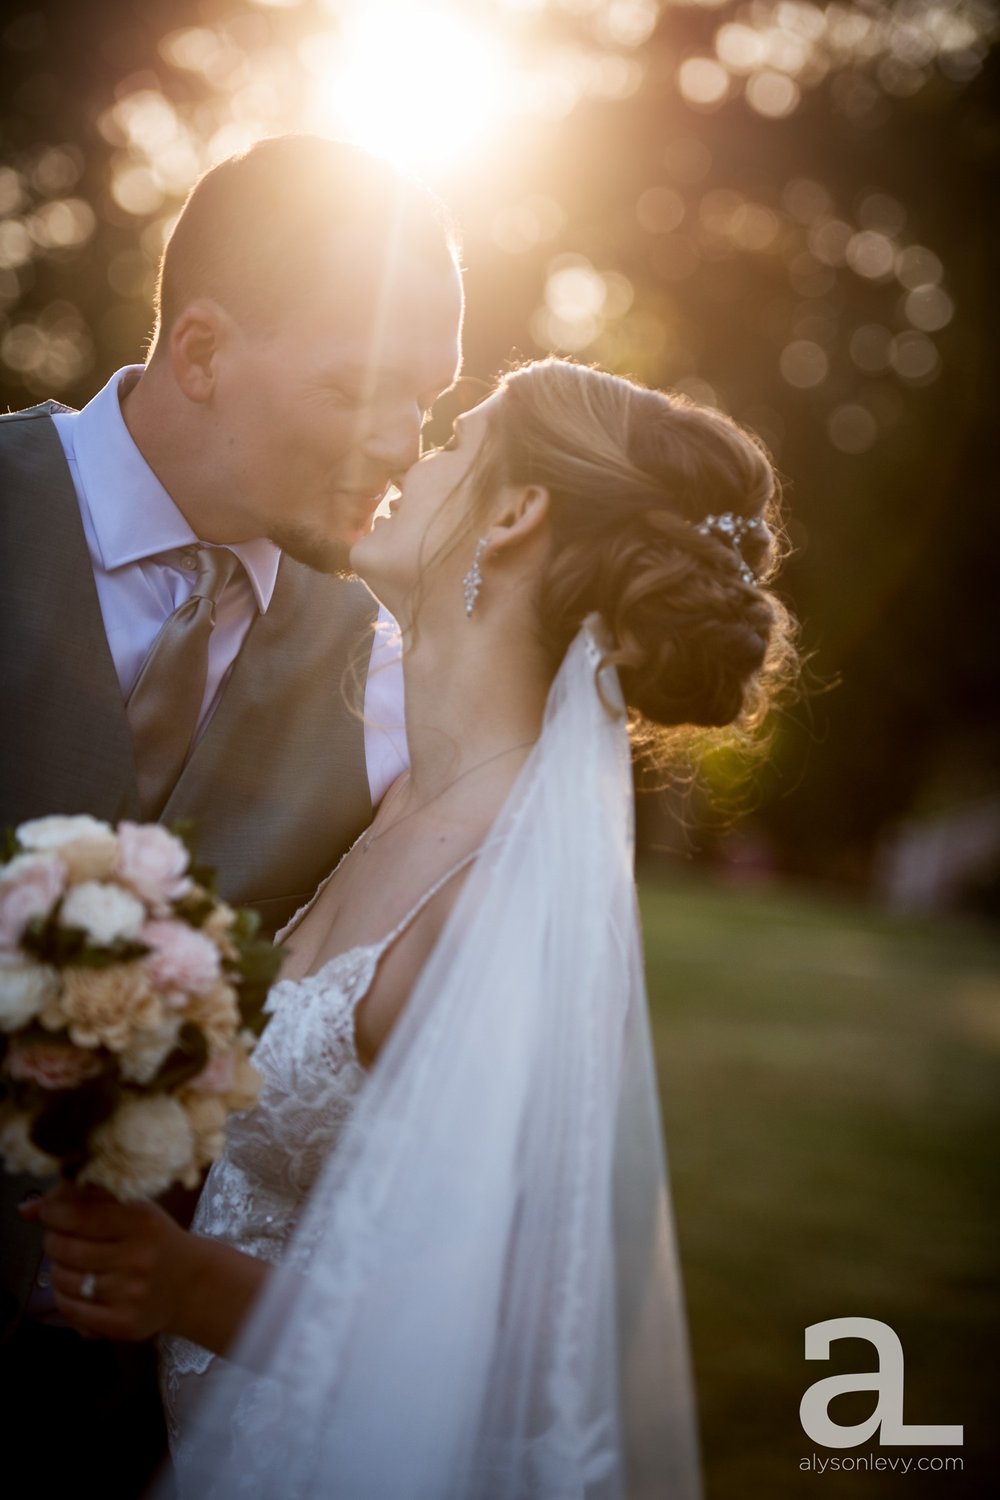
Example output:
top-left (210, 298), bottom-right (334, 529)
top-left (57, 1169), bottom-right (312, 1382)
top-left (1, 133), bottom-right (794, 1497)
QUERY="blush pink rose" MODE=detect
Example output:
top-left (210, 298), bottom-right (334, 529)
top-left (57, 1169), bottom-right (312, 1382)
top-left (0, 854), bottom-right (67, 948)
top-left (189, 1048), bottom-right (236, 1095)
top-left (6, 1039), bottom-right (107, 1090)
top-left (114, 823), bottom-right (192, 910)
top-left (142, 920), bottom-right (222, 997)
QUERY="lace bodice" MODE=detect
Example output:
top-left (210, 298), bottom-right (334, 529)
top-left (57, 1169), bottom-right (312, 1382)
top-left (159, 849), bottom-right (478, 1443)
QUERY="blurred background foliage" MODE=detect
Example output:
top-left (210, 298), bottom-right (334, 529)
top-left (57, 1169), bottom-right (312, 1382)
top-left (1, 0), bottom-right (998, 903)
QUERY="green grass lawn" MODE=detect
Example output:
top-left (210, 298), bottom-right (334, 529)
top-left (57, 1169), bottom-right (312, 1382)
top-left (639, 870), bottom-right (1000, 1500)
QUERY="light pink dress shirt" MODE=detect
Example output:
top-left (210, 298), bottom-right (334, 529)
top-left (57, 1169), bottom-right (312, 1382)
top-left (50, 366), bottom-right (408, 807)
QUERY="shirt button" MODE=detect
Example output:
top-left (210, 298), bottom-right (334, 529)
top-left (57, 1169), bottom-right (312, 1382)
top-left (181, 549), bottom-right (198, 570)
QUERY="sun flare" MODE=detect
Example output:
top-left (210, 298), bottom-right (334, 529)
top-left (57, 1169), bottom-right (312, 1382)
top-left (305, 1), bottom-right (511, 175)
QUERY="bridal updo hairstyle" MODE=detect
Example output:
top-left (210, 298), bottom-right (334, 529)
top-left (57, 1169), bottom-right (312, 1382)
top-left (458, 359), bottom-right (798, 758)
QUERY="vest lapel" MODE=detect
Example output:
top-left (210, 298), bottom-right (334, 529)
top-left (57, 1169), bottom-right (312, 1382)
top-left (162, 556), bottom-right (377, 922)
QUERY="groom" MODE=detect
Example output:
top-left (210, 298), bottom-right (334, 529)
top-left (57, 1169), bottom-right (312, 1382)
top-left (0, 135), bottom-right (463, 1494)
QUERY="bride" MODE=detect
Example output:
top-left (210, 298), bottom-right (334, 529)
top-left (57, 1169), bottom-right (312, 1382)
top-left (30, 357), bottom-right (796, 1498)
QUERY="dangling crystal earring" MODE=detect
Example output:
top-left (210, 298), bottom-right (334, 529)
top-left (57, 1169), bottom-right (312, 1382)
top-left (462, 536), bottom-right (489, 618)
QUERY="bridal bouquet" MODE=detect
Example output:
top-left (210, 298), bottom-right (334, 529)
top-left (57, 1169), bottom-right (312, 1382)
top-left (0, 815), bottom-right (282, 1200)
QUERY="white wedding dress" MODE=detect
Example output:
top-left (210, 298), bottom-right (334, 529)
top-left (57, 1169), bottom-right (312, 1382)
top-left (158, 618), bottom-right (703, 1500)
top-left (159, 849), bottom-right (479, 1447)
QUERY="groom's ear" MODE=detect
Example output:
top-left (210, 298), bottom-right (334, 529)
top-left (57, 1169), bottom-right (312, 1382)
top-left (169, 300), bottom-right (230, 403)
top-left (486, 484), bottom-right (551, 557)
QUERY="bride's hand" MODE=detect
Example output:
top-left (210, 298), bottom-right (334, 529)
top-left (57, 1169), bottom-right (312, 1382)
top-left (21, 1181), bottom-right (196, 1342)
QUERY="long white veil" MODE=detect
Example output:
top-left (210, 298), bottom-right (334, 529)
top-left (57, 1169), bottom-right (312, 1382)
top-left (172, 615), bottom-right (703, 1500)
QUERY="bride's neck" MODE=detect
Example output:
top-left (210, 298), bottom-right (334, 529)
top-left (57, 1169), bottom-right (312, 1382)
top-left (398, 622), bottom-right (549, 799)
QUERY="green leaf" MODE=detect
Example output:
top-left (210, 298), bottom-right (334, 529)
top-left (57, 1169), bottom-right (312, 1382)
top-left (189, 863), bottom-right (219, 897)
top-left (1, 825), bottom-right (21, 863)
top-left (21, 914), bottom-right (151, 969)
top-left (20, 913), bottom-right (86, 966)
top-left (233, 940), bottom-right (284, 986)
top-left (234, 984), bottom-right (268, 1036)
top-left (149, 1021), bottom-right (209, 1093)
top-left (78, 942), bottom-right (152, 969)
top-left (166, 818), bottom-right (200, 865)
top-left (231, 906), bottom-right (261, 943)
top-left (228, 939), bottom-right (282, 1033)
top-left (173, 888), bottom-right (217, 928)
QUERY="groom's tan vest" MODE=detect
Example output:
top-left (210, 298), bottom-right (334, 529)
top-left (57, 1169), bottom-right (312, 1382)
top-left (0, 401), bottom-right (379, 1333)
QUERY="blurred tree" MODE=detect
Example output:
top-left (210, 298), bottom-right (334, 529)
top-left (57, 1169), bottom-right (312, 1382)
top-left (1, 0), bottom-right (997, 887)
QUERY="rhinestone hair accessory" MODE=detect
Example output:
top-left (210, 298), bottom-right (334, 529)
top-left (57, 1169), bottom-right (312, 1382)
top-left (462, 536), bottom-right (489, 617)
top-left (693, 512), bottom-right (764, 586)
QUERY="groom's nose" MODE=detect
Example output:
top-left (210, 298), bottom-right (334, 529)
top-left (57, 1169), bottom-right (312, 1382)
top-left (364, 399), bottom-right (423, 476)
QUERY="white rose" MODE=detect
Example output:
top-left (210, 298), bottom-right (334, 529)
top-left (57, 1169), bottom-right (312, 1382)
top-left (14, 816), bottom-right (118, 885)
top-left (60, 881), bottom-right (146, 947)
top-left (17, 815), bottom-right (114, 853)
top-left (0, 954), bottom-right (61, 1031)
top-left (79, 1094), bottom-right (195, 1201)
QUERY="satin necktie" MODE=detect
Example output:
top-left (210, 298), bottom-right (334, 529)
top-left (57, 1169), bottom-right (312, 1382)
top-left (126, 545), bottom-right (242, 819)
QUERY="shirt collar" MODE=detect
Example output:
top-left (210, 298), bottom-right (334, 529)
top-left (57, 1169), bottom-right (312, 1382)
top-left (71, 366), bottom-right (281, 613)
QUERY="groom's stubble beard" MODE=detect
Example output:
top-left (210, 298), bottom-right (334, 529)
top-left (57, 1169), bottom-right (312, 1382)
top-left (267, 519), bottom-right (359, 579)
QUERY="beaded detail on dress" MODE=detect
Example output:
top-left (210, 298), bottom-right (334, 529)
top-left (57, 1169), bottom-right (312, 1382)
top-left (158, 849), bottom-right (479, 1443)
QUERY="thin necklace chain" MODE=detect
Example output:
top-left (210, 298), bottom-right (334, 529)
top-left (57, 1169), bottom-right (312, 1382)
top-left (361, 740), bottom-right (536, 852)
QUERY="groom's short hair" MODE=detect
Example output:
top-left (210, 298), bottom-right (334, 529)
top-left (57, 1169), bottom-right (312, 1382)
top-left (152, 134), bottom-right (460, 348)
